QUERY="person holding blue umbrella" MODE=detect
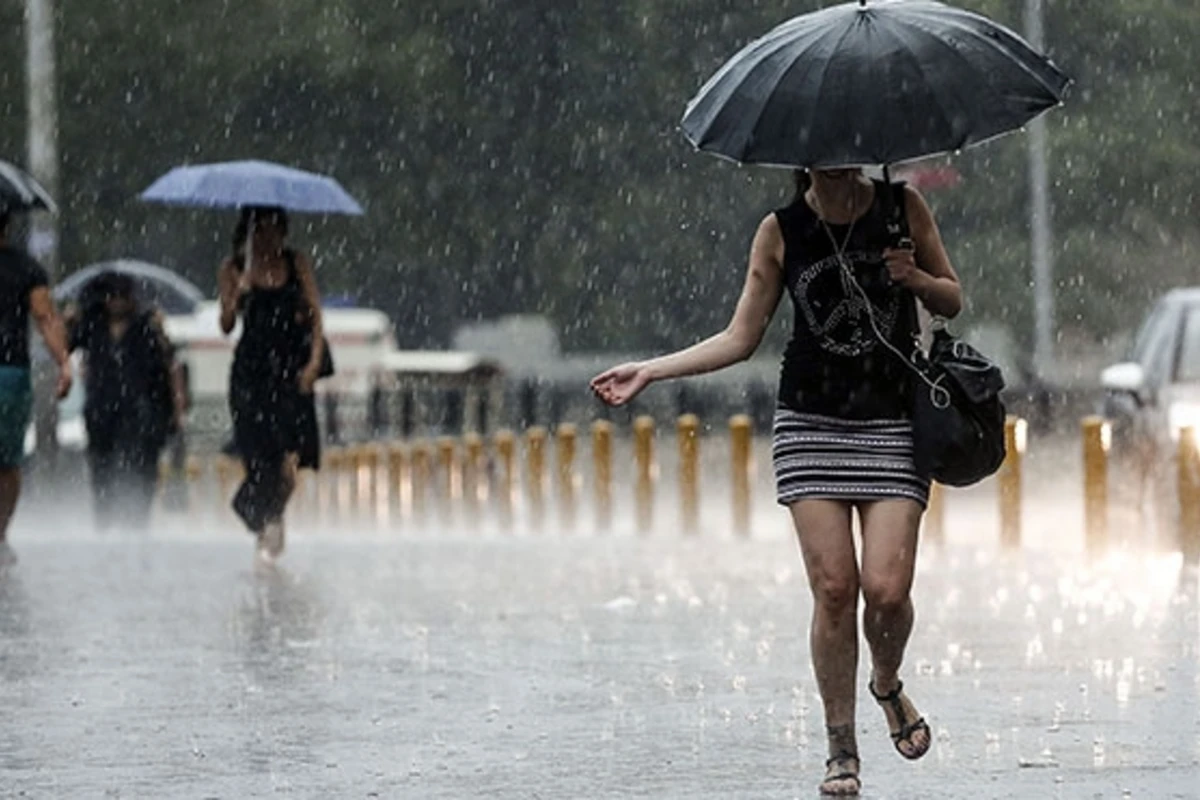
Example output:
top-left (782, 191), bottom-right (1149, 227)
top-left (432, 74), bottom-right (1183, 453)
top-left (141, 159), bottom-right (361, 560)
top-left (0, 161), bottom-right (73, 563)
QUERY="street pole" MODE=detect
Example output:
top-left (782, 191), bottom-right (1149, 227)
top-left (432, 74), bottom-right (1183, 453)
top-left (26, 0), bottom-right (61, 467)
top-left (1025, 0), bottom-right (1055, 383)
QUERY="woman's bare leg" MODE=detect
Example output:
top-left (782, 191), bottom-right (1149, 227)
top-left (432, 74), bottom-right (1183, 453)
top-left (859, 499), bottom-right (930, 759)
top-left (789, 499), bottom-right (861, 794)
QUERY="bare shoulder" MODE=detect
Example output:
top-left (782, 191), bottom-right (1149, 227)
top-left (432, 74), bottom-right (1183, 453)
top-left (901, 183), bottom-right (936, 225)
top-left (292, 250), bottom-right (317, 276)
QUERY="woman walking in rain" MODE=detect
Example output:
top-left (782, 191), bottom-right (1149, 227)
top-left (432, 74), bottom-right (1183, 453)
top-left (592, 168), bottom-right (962, 795)
top-left (0, 209), bottom-right (72, 562)
top-left (218, 206), bottom-right (324, 561)
top-left (68, 272), bottom-right (180, 531)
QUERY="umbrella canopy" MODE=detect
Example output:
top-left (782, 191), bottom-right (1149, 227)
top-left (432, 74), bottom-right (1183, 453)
top-left (0, 159), bottom-right (58, 215)
top-left (54, 260), bottom-right (206, 316)
top-left (139, 159), bottom-right (363, 215)
top-left (681, 0), bottom-right (1070, 169)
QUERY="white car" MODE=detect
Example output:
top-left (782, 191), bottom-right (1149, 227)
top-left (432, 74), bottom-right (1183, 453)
top-left (1100, 288), bottom-right (1200, 544)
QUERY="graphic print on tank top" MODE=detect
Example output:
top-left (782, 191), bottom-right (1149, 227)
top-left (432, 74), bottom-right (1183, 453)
top-left (790, 249), bottom-right (902, 358)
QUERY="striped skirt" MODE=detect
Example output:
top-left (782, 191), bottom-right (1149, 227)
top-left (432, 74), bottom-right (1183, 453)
top-left (772, 408), bottom-right (930, 508)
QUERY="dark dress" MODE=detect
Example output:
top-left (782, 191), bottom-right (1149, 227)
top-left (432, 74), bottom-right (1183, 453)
top-left (770, 180), bottom-right (930, 508)
top-left (229, 250), bottom-right (321, 533)
top-left (71, 309), bottom-right (174, 530)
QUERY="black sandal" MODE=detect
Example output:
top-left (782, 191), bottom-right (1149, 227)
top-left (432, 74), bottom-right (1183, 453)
top-left (868, 679), bottom-right (931, 761)
top-left (820, 750), bottom-right (861, 796)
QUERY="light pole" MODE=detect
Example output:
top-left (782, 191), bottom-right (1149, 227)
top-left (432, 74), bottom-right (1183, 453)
top-left (1025, 0), bottom-right (1056, 383)
top-left (26, 0), bottom-right (60, 465)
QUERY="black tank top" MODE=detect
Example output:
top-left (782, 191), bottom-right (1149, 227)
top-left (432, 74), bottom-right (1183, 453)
top-left (775, 180), bottom-right (919, 420)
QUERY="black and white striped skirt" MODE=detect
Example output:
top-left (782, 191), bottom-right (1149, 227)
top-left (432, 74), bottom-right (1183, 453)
top-left (772, 408), bottom-right (930, 508)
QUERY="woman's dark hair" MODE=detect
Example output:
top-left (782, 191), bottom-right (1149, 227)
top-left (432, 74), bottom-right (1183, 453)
top-left (231, 205), bottom-right (289, 258)
top-left (792, 169), bottom-right (812, 204)
top-left (0, 211), bottom-right (10, 237)
top-left (81, 271), bottom-right (138, 318)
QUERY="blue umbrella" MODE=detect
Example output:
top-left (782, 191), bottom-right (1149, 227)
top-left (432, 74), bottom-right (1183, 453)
top-left (139, 159), bottom-right (363, 215)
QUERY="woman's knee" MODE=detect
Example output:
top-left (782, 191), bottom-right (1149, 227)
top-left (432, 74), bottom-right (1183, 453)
top-left (860, 575), bottom-right (912, 613)
top-left (810, 570), bottom-right (860, 614)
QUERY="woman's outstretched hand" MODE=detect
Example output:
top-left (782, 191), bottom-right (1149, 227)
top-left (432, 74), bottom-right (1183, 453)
top-left (590, 362), bottom-right (652, 407)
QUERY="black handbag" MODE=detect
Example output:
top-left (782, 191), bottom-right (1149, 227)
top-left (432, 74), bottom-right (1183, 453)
top-left (907, 327), bottom-right (1007, 486)
top-left (850, 181), bottom-right (1008, 487)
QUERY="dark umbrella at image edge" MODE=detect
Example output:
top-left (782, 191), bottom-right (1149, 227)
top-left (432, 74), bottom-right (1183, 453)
top-left (680, 0), bottom-right (1071, 169)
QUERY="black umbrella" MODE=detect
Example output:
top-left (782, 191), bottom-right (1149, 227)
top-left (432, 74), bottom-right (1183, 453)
top-left (680, 0), bottom-right (1070, 169)
top-left (0, 159), bottom-right (58, 215)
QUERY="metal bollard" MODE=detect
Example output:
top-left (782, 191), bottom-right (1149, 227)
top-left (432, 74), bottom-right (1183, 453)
top-left (677, 414), bottom-right (700, 533)
top-left (556, 424), bottom-right (578, 530)
top-left (1082, 416), bottom-right (1110, 555)
top-left (999, 416), bottom-right (1026, 549)
top-left (592, 420), bottom-right (613, 531)
top-left (634, 416), bottom-right (655, 533)
top-left (729, 414), bottom-right (753, 537)
top-left (1178, 427), bottom-right (1200, 564)
top-left (923, 482), bottom-right (946, 545)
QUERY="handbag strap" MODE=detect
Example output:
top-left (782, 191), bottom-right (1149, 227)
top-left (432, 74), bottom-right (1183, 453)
top-left (820, 181), bottom-right (953, 409)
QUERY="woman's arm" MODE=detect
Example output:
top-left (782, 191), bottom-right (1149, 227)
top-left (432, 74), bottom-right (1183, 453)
top-left (590, 214), bottom-right (786, 407)
top-left (882, 185), bottom-right (963, 318)
top-left (294, 252), bottom-right (325, 392)
top-left (217, 259), bottom-right (242, 335)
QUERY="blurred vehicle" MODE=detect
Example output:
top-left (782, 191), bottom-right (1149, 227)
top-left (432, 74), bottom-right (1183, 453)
top-left (1100, 288), bottom-right (1200, 545)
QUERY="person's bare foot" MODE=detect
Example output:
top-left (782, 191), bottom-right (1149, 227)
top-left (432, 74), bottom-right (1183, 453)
top-left (869, 676), bottom-right (931, 760)
top-left (259, 519), bottom-right (285, 559)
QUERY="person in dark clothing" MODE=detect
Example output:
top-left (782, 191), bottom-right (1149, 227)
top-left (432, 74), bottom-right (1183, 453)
top-left (0, 210), bottom-right (72, 562)
top-left (217, 206), bottom-right (325, 562)
top-left (68, 272), bottom-right (179, 531)
top-left (591, 168), bottom-right (963, 796)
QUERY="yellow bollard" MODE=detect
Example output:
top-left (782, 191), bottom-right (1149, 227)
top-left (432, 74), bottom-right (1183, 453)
top-left (526, 426), bottom-right (548, 528)
top-left (999, 416), bottom-right (1026, 549)
top-left (1178, 427), bottom-right (1200, 564)
top-left (1082, 417), bottom-right (1110, 555)
top-left (592, 421), bottom-right (613, 531)
top-left (730, 414), bottom-right (753, 537)
top-left (677, 414), bottom-right (700, 533)
top-left (494, 430), bottom-right (516, 529)
top-left (215, 455), bottom-right (238, 507)
top-left (556, 424), bottom-right (578, 530)
top-left (923, 482), bottom-right (946, 545)
top-left (411, 442), bottom-right (432, 520)
top-left (634, 416), bottom-right (656, 533)
top-left (388, 444), bottom-right (409, 515)
top-left (463, 433), bottom-right (485, 520)
top-left (436, 437), bottom-right (459, 503)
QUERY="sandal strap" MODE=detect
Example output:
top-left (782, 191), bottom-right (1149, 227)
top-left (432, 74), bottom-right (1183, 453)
top-left (891, 717), bottom-right (929, 743)
top-left (868, 677), bottom-right (904, 704)
top-left (825, 750), bottom-right (859, 768)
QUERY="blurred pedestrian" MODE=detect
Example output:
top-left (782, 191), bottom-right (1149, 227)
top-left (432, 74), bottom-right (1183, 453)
top-left (68, 272), bottom-right (181, 531)
top-left (0, 209), bottom-right (72, 563)
top-left (218, 206), bottom-right (325, 562)
top-left (591, 169), bottom-right (963, 795)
